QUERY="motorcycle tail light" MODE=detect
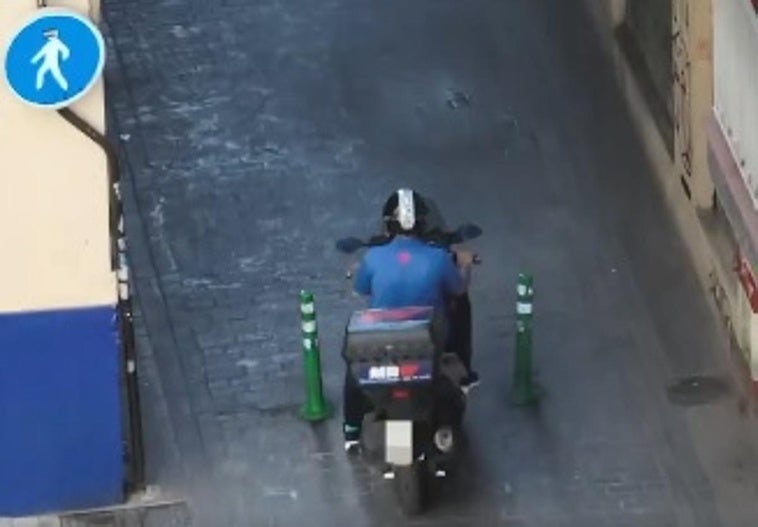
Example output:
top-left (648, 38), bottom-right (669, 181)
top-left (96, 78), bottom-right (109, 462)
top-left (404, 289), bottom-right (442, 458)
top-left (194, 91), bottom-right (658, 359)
top-left (391, 388), bottom-right (410, 400)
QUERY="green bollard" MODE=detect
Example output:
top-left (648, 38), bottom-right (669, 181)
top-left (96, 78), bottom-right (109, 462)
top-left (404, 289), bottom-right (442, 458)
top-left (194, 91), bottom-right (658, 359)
top-left (299, 290), bottom-right (333, 421)
top-left (511, 273), bottom-right (542, 405)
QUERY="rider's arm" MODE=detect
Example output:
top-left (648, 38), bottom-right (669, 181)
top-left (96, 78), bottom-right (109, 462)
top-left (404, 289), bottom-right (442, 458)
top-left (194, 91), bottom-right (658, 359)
top-left (441, 252), bottom-right (468, 297)
top-left (458, 261), bottom-right (472, 290)
top-left (353, 255), bottom-right (373, 296)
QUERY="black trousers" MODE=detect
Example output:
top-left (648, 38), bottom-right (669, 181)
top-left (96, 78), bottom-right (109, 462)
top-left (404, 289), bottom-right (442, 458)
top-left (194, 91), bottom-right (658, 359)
top-left (446, 294), bottom-right (472, 372)
top-left (343, 294), bottom-right (473, 430)
top-left (343, 368), bottom-right (367, 431)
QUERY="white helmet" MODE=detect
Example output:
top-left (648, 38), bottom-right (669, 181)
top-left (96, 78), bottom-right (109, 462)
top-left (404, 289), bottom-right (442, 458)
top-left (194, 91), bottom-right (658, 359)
top-left (382, 188), bottom-right (428, 235)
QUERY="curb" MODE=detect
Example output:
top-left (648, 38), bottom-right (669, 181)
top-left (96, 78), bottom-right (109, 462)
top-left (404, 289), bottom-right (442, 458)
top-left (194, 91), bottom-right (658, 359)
top-left (0, 487), bottom-right (186, 527)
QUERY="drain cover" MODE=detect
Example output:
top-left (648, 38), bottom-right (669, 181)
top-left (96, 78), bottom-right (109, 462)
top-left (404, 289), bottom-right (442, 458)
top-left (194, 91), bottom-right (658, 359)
top-left (446, 90), bottom-right (471, 109)
top-left (666, 375), bottom-right (731, 406)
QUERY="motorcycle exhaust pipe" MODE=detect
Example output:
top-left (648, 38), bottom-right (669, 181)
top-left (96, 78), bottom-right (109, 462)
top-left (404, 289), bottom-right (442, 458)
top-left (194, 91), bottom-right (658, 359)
top-left (433, 426), bottom-right (454, 453)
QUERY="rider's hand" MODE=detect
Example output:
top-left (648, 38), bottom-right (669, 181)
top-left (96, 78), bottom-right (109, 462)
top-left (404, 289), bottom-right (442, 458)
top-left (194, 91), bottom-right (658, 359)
top-left (346, 260), bottom-right (360, 278)
top-left (455, 249), bottom-right (476, 268)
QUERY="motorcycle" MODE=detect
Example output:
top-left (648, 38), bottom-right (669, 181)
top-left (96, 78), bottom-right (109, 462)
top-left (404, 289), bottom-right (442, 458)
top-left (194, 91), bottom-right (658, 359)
top-left (335, 221), bottom-right (483, 515)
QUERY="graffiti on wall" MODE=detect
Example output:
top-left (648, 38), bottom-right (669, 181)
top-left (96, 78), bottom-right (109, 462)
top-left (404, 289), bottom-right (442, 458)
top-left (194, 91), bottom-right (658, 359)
top-left (673, 0), bottom-right (693, 182)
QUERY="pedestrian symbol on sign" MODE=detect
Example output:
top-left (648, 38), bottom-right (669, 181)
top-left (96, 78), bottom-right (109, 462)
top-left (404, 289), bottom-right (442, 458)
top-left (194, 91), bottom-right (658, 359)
top-left (2, 8), bottom-right (105, 109)
top-left (32, 29), bottom-right (71, 91)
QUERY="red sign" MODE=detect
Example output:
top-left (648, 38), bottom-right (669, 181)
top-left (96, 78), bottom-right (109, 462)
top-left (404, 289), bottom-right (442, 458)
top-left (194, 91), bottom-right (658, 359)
top-left (399, 362), bottom-right (421, 379)
top-left (735, 253), bottom-right (758, 313)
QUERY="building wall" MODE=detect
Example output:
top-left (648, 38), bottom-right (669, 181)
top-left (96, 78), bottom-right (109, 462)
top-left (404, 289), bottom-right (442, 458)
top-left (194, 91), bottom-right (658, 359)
top-left (580, 0), bottom-right (711, 285)
top-left (582, 0), bottom-right (758, 391)
top-left (708, 0), bottom-right (758, 387)
top-left (0, 0), bottom-right (124, 516)
top-left (0, 0), bottom-right (115, 313)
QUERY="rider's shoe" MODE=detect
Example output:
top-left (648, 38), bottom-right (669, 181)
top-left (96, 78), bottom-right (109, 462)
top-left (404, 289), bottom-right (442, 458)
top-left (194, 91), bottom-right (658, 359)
top-left (344, 440), bottom-right (360, 454)
top-left (343, 423), bottom-right (361, 454)
top-left (460, 370), bottom-right (480, 389)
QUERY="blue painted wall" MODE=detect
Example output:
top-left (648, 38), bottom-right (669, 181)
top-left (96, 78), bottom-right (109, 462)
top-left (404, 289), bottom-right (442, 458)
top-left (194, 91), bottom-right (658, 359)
top-left (0, 305), bottom-right (124, 516)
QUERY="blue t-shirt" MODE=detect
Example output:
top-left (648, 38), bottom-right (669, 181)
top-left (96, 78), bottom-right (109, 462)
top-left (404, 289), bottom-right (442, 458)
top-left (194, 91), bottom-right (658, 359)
top-left (354, 236), bottom-right (465, 310)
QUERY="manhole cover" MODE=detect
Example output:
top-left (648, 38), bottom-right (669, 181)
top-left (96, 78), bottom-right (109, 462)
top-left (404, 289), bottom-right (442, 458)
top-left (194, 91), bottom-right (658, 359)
top-left (446, 90), bottom-right (471, 109)
top-left (666, 375), bottom-right (731, 406)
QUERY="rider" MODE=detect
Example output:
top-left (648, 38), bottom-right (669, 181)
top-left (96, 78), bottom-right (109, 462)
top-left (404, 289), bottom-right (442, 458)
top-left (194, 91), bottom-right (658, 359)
top-left (343, 188), bottom-right (479, 450)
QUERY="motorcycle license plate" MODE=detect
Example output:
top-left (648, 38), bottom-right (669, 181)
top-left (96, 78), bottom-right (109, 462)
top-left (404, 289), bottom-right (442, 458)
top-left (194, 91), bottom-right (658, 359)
top-left (385, 420), bottom-right (413, 466)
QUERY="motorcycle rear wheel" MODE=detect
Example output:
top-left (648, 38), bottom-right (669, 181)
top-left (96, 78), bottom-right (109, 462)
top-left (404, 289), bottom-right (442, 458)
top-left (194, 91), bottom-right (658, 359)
top-left (394, 461), bottom-right (426, 515)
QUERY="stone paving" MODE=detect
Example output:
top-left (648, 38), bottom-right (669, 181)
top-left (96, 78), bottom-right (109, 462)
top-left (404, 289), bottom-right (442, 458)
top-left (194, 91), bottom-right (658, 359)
top-left (97, 0), bottom-right (758, 525)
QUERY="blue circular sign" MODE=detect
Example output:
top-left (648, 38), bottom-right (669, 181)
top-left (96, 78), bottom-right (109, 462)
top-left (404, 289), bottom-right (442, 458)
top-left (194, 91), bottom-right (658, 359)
top-left (2, 8), bottom-right (106, 109)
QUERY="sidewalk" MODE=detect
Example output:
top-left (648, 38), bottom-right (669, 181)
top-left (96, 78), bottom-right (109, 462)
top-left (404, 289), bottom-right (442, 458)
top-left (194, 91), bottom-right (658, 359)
top-left (0, 517), bottom-right (60, 527)
top-left (0, 487), bottom-right (189, 527)
top-left (102, 0), bottom-right (758, 523)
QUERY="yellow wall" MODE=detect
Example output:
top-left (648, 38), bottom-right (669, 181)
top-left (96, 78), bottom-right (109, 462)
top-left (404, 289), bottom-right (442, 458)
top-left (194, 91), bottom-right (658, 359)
top-left (0, 0), bottom-right (115, 313)
top-left (674, 0), bottom-right (714, 208)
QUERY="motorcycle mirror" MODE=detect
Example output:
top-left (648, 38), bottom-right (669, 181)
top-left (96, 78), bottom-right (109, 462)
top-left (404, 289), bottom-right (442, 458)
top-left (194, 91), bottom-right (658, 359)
top-left (335, 237), bottom-right (365, 254)
top-left (455, 223), bottom-right (483, 241)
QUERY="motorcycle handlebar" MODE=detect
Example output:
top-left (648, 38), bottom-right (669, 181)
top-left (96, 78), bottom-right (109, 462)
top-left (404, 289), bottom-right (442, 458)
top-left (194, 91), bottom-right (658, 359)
top-left (364, 230), bottom-right (470, 249)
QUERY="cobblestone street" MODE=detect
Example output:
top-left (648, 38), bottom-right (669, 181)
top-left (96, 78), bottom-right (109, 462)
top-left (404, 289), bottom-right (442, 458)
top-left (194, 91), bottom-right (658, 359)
top-left (101, 0), bottom-right (758, 525)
